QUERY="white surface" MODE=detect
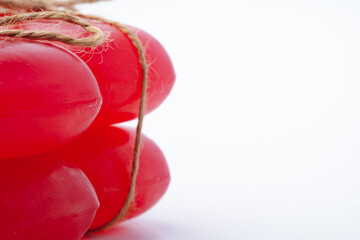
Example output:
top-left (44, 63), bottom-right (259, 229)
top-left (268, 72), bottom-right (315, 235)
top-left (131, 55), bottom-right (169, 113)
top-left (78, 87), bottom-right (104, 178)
top-left (80, 0), bottom-right (360, 239)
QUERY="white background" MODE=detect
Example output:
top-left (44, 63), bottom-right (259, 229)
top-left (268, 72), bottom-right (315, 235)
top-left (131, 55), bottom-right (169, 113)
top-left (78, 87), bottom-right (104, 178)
top-left (80, 0), bottom-right (360, 239)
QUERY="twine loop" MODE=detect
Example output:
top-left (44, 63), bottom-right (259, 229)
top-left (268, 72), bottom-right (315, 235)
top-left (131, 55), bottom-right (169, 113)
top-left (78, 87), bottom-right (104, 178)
top-left (0, 0), bottom-right (51, 11)
top-left (0, 11), bottom-right (103, 46)
top-left (0, 0), bottom-right (109, 11)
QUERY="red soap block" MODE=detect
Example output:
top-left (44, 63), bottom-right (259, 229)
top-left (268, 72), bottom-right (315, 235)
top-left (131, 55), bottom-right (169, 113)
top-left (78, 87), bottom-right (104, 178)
top-left (13, 19), bottom-right (176, 123)
top-left (0, 40), bottom-right (102, 160)
top-left (0, 155), bottom-right (100, 240)
top-left (49, 126), bottom-right (170, 230)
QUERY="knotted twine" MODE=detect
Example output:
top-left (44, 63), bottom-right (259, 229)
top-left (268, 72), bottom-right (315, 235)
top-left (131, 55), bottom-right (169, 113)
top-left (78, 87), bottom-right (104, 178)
top-left (0, 0), bottom-right (148, 232)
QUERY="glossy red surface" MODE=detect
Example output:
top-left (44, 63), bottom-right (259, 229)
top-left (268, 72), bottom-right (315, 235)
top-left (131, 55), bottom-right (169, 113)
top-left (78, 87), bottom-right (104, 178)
top-left (0, 39), bottom-right (102, 160)
top-left (14, 19), bottom-right (176, 123)
top-left (50, 126), bottom-right (170, 229)
top-left (0, 156), bottom-right (99, 240)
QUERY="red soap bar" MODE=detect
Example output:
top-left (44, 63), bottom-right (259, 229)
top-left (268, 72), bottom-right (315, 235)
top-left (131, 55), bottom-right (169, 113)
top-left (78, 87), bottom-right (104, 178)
top-left (14, 19), bottom-right (176, 124)
top-left (0, 40), bottom-right (102, 160)
top-left (0, 155), bottom-right (99, 240)
top-left (49, 126), bottom-right (170, 230)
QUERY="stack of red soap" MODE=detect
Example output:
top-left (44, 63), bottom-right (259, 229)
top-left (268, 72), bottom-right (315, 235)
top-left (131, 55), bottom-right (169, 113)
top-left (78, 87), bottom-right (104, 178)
top-left (0, 13), bottom-right (175, 240)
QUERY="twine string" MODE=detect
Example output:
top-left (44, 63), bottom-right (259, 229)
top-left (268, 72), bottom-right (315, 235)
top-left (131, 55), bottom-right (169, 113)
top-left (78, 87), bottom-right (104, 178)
top-left (0, 0), bottom-right (148, 232)
top-left (79, 14), bottom-right (148, 232)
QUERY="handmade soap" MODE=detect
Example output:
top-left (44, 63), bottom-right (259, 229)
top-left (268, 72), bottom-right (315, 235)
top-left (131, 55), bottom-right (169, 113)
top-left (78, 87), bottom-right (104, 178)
top-left (14, 19), bottom-right (176, 123)
top-left (49, 126), bottom-right (170, 230)
top-left (0, 40), bottom-right (102, 160)
top-left (0, 155), bottom-right (99, 240)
